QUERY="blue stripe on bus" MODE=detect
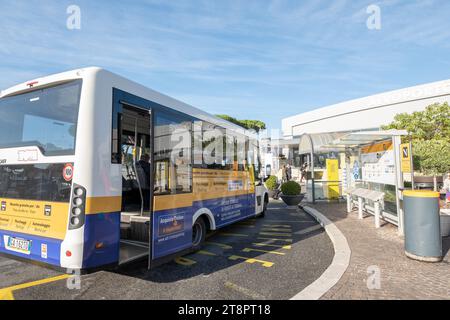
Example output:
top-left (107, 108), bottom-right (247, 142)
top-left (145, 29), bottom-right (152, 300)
top-left (82, 212), bottom-right (120, 269)
top-left (0, 230), bottom-right (61, 266)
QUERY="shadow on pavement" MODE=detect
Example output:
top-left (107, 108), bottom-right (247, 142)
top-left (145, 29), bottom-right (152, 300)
top-left (116, 200), bottom-right (329, 283)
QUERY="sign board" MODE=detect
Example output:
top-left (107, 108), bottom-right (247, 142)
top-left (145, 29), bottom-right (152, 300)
top-left (360, 141), bottom-right (396, 185)
top-left (400, 143), bottom-right (412, 173)
top-left (326, 159), bottom-right (340, 199)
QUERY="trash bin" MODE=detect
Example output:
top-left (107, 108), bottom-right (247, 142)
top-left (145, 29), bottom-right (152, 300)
top-left (403, 190), bottom-right (442, 262)
top-left (441, 210), bottom-right (450, 237)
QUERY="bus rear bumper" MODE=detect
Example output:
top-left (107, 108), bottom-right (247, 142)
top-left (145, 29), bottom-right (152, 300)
top-left (0, 230), bottom-right (62, 267)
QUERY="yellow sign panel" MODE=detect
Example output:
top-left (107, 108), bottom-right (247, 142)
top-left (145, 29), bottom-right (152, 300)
top-left (326, 159), bottom-right (340, 199)
top-left (0, 198), bottom-right (69, 240)
top-left (153, 168), bottom-right (252, 211)
top-left (361, 141), bottom-right (393, 154)
top-left (400, 143), bottom-right (412, 173)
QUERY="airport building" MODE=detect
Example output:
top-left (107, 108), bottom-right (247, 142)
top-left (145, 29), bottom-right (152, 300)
top-left (264, 79), bottom-right (450, 178)
top-left (282, 79), bottom-right (450, 139)
top-left (262, 79), bottom-right (450, 211)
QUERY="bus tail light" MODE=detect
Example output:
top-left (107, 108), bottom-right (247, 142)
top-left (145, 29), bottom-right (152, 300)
top-left (69, 184), bottom-right (86, 230)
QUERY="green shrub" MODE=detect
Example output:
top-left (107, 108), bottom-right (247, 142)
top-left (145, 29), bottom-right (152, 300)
top-left (281, 181), bottom-right (301, 196)
top-left (265, 176), bottom-right (279, 190)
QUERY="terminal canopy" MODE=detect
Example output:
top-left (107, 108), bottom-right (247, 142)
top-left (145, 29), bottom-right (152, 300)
top-left (298, 132), bottom-right (346, 155)
top-left (298, 130), bottom-right (409, 155)
top-left (322, 130), bottom-right (409, 149)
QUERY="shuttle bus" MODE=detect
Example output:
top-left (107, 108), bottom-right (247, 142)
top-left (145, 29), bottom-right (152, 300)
top-left (0, 67), bottom-right (268, 270)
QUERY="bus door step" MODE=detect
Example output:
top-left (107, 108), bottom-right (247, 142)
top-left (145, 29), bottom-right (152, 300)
top-left (130, 216), bottom-right (151, 243)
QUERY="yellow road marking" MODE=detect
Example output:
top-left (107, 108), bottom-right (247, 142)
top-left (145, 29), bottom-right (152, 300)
top-left (257, 237), bottom-right (293, 243)
top-left (224, 281), bottom-right (266, 299)
top-left (263, 224), bottom-right (291, 228)
top-left (259, 232), bottom-right (292, 237)
top-left (228, 255), bottom-right (274, 268)
top-left (261, 228), bottom-right (292, 232)
top-left (0, 274), bottom-right (71, 300)
top-left (197, 250), bottom-right (217, 256)
top-left (205, 241), bottom-right (232, 250)
top-left (174, 257), bottom-right (196, 266)
top-left (219, 232), bottom-right (248, 237)
top-left (242, 248), bottom-right (285, 255)
top-left (235, 225), bottom-right (255, 228)
top-left (253, 243), bottom-right (292, 249)
top-left (0, 289), bottom-right (14, 300)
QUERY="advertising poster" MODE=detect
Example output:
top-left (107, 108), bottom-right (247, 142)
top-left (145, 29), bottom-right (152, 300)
top-left (360, 141), bottom-right (396, 185)
top-left (326, 159), bottom-right (340, 199)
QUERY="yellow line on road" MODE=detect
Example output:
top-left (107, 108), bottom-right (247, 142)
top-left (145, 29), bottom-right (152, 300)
top-left (219, 232), bottom-right (248, 237)
top-left (235, 225), bottom-right (255, 228)
top-left (242, 248), bottom-right (285, 255)
top-left (257, 237), bottom-right (293, 243)
top-left (228, 255), bottom-right (274, 268)
top-left (224, 281), bottom-right (266, 299)
top-left (205, 241), bottom-right (232, 250)
top-left (174, 257), bottom-right (197, 266)
top-left (261, 228), bottom-right (292, 232)
top-left (197, 250), bottom-right (217, 256)
top-left (0, 290), bottom-right (14, 300)
top-left (252, 243), bottom-right (292, 249)
top-left (259, 232), bottom-right (292, 237)
top-left (0, 274), bottom-right (70, 300)
top-left (262, 224), bottom-right (291, 228)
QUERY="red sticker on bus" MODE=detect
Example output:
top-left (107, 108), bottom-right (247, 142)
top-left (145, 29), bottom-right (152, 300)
top-left (63, 163), bottom-right (74, 182)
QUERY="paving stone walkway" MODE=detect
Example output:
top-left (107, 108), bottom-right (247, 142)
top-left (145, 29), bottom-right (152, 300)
top-left (308, 202), bottom-right (450, 300)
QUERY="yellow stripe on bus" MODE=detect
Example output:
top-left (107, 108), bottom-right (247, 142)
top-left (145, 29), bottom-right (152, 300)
top-left (85, 196), bottom-right (122, 214)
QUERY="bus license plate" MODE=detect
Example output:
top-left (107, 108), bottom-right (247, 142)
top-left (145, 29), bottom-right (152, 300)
top-left (7, 237), bottom-right (32, 254)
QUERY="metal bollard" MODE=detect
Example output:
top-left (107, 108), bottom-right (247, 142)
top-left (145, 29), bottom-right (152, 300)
top-left (347, 194), bottom-right (352, 213)
top-left (374, 201), bottom-right (381, 229)
top-left (358, 197), bottom-right (363, 219)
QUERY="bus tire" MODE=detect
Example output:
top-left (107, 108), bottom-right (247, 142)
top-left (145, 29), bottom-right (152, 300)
top-left (192, 217), bottom-right (206, 251)
top-left (258, 195), bottom-right (268, 218)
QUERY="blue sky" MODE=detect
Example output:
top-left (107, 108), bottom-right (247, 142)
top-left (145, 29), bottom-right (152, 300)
top-left (1, 0), bottom-right (450, 130)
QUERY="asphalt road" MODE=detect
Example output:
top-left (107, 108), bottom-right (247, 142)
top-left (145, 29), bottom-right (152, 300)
top-left (0, 201), bottom-right (334, 300)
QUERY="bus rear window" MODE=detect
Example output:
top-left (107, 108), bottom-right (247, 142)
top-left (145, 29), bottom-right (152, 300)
top-left (0, 80), bottom-right (82, 156)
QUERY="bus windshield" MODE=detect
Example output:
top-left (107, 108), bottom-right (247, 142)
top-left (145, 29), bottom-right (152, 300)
top-left (0, 80), bottom-right (82, 156)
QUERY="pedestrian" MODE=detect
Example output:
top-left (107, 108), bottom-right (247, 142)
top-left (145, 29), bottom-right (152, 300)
top-left (286, 163), bottom-right (292, 182)
top-left (300, 162), bottom-right (308, 183)
top-left (281, 165), bottom-right (287, 183)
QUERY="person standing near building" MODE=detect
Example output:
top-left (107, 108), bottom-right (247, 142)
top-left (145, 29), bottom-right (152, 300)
top-left (286, 163), bottom-right (292, 182)
top-left (281, 165), bottom-right (287, 183)
top-left (300, 162), bottom-right (309, 183)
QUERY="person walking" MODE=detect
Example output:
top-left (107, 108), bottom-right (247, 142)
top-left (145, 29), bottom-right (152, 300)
top-left (281, 165), bottom-right (287, 183)
top-left (300, 162), bottom-right (309, 183)
top-left (286, 163), bottom-right (292, 182)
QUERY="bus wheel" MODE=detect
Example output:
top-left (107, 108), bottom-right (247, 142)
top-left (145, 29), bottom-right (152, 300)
top-left (259, 195), bottom-right (268, 218)
top-left (192, 217), bottom-right (206, 250)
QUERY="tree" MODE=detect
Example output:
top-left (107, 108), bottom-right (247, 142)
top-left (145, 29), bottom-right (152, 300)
top-left (216, 114), bottom-right (266, 133)
top-left (382, 102), bottom-right (450, 190)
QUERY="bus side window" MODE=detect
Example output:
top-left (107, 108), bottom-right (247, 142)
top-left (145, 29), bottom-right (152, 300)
top-left (154, 112), bottom-right (192, 195)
